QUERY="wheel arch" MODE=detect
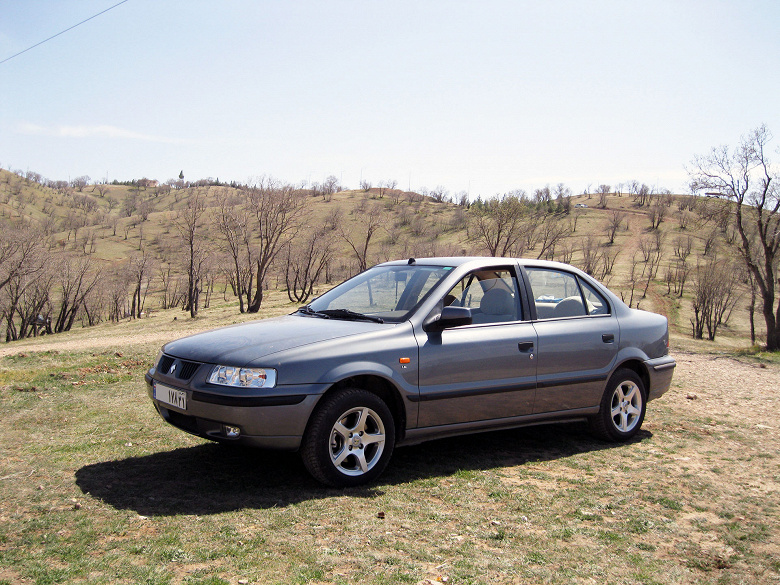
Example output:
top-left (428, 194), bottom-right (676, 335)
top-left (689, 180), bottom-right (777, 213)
top-left (613, 359), bottom-right (650, 396)
top-left (316, 374), bottom-right (408, 443)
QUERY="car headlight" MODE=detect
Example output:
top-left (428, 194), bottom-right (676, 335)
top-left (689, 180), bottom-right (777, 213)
top-left (207, 365), bottom-right (277, 389)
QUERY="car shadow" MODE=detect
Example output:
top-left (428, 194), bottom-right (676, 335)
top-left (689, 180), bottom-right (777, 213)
top-left (75, 424), bottom-right (651, 517)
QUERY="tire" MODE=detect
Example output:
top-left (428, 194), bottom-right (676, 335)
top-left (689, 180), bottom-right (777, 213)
top-left (301, 388), bottom-right (395, 487)
top-left (589, 368), bottom-right (646, 441)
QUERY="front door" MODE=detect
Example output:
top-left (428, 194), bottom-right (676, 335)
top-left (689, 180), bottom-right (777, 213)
top-left (416, 267), bottom-right (537, 427)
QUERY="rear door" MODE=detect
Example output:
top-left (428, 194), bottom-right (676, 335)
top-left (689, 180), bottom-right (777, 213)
top-left (523, 267), bottom-right (619, 413)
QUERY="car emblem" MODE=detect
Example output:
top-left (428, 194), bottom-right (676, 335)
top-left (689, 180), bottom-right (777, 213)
top-left (169, 363), bottom-right (177, 375)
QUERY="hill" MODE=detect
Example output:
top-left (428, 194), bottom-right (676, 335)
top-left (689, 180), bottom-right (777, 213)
top-left (0, 168), bottom-right (762, 349)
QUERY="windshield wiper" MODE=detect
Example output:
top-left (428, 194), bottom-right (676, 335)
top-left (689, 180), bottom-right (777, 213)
top-left (296, 306), bottom-right (383, 323)
top-left (315, 308), bottom-right (384, 324)
top-left (296, 305), bottom-right (329, 318)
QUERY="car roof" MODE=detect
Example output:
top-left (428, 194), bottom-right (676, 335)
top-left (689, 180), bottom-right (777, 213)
top-left (378, 256), bottom-right (581, 272)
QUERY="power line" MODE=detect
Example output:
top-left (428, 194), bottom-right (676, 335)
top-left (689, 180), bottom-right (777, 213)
top-left (0, 0), bottom-right (131, 66)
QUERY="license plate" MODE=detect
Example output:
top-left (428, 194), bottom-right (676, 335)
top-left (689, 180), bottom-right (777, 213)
top-left (154, 382), bottom-right (187, 411)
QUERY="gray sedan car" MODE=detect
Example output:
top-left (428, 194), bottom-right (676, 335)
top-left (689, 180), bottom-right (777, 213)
top-left (146, 257), bottom-right (675, 486)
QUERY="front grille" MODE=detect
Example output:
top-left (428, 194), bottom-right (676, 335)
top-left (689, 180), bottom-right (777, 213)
top-left (157, 355), bottom-right (201, 381)
top-left (178, 361), bottom-right (200, 379)
top-left (158, 355), bottom-right (174, 374)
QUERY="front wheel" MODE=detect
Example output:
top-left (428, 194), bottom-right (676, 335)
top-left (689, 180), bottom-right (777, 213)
top-left (589, 368), bottom-right (646, 441)
top-left (301, 388), bottom-right (395, 487)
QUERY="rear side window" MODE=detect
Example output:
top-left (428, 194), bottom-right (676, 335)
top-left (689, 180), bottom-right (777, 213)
top-left (525, 268), bottom-right (610, 319)
top-left (580, 279), bottom-right (610, 315)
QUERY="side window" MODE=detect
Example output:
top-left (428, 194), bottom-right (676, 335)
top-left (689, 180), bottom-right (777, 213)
top-left (444, 268), bottom-right (521, 324)
top-left (526, 268), bottom-right (586, 319)
top-left (579, 279), bottom-right (610, 315)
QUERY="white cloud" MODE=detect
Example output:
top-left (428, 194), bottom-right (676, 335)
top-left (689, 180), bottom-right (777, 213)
top-left (16, 122), bottom-right (187, 144)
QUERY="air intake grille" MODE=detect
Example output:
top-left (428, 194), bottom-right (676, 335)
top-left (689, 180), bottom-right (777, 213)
top-left (157, 355), bottom-right (201, 381)
top-left (178, 361), bottom-right (200, 380)
top-left (158, 355), bottom-right (174, 374)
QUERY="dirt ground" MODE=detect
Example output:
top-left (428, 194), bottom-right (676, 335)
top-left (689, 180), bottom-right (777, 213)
top-left (667, 350), bottom-right (779, 447)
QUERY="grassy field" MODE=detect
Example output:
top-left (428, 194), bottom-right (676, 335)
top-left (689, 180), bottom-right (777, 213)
top-left (2, 168), bottom-right (778, 583)
top-left (1, 301), bottom-right (778, 585)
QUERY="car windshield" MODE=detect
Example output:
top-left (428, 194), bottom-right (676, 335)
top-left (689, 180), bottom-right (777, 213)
top-left (303, 264), bottom-right (454, 323)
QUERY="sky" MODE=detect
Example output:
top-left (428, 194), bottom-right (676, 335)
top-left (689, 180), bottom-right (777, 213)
top-left (1, 0), bottom-right (779, 199)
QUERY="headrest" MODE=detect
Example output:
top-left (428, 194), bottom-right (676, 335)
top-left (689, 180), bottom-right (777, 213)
top-left (480, 288), bottom-right (514, 315)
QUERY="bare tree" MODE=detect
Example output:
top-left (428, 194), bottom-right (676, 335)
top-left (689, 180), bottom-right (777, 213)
top-left (389, 183), bottom-right (404, 205)
top-left (324, 207), bottom-right (343, 232)
top-left (121, 192), bottom-right (138, 217)
top-left (0, 224), bottom-right (48, 295)
top-left (138, 198), bottom-right (154, 221)
top-left (557, 240), bottom-right (575, 264)
top-left (638, 235), bottom-right (655, 262)
top-left (690, 257), bottom-right (742, 341)
top-left (129, 253), bottom-right (154, 318)
top-left (380, 179), bottom-right (399, 203)
top-left (648, 201), bottom-right (667, 229)
top-left (689, 125), bottom-right (780, 350)
top-left (632, 183), bottom-right (652, 207)
top-left (665, 258), bottom-right (690, 297)
top-left (641, 243), bottom-right (664, 299)
top-left (16, 270), bottom-right (55, 338)
top-left (597, 246), bottom-right (620, 281)
top-left (285, 229), bottom-right (334, 303)
top-left (429, 186), bottom-right (448, 203)
top-left (580, 236), bottom-right (600, 276)
top-left (605, 210), bottom-right (626, 244)
top-left (596, 184), bottom-right (611, 208)
top-left (673, 235), bottom-right (693, 261)
top-left (534, 213), bottom-right (572, 259)
top-left (622, 252), bottom-right (642, 308)
top-left (2, 257), bottom-right (52, 342)
top-left (533, 186), bottom-right (552, 204)
top-left (554, 183), bottom-right (572, 213)
top-left (70, 175), bottom-right (90, 192)
top-left (702, 228), bottom-right (718, 257)
top-left (214, 192), bottom-right (254, 313)
top-left (246, 180), bottom-right (305, 312)
top-left (54, 254), bottom-right (102, 332)
top-left (469, 192), bottom-right (529, 256)
top-left (678, 210), bottom-right (691, 230)
top-left (341, 204), bottom-right (385, 273)
top-left (158, 264), bottom-right (185, 311)
top-left (174, 190), bottom-right (208, 317)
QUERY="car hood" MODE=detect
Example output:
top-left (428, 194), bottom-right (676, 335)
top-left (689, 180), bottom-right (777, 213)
top-left (162, 314), bottom-right (386, 365)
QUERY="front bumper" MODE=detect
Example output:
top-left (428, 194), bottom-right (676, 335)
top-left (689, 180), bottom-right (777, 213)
top-left (145, 372), bottom-right (327, 450)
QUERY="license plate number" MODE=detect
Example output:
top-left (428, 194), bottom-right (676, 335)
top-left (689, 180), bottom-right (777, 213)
top-left (154, 382), bottom-right (187, 411)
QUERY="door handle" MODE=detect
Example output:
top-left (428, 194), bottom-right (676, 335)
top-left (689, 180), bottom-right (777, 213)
top-left (518, 341), bottom-right (534, 352)
top-left (602, 333), bottom-right (615, 343)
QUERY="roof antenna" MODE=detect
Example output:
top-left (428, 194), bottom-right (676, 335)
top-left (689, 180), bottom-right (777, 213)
top-left (407, 257), bottom-right (416, 265)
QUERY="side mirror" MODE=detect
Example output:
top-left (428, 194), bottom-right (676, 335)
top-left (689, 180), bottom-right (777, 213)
top-left (423, 306), bottom-right (472, 332)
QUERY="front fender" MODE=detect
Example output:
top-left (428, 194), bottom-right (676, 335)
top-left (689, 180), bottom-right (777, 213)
top-left (319, 360), bottom-right (414, 392)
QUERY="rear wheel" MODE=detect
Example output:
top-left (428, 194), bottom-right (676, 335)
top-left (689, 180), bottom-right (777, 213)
top-left (590, 368), bottom-right (646, 441)
top-left (301, 388), bottom-right (395, 487)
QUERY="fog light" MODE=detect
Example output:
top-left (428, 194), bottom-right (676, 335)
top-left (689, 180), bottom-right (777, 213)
top-left (224, 425), bottom-right (241, 438)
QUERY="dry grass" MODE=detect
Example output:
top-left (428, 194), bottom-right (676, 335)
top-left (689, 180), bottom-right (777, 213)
top-left (0, 309), bottom-right (778, 585)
